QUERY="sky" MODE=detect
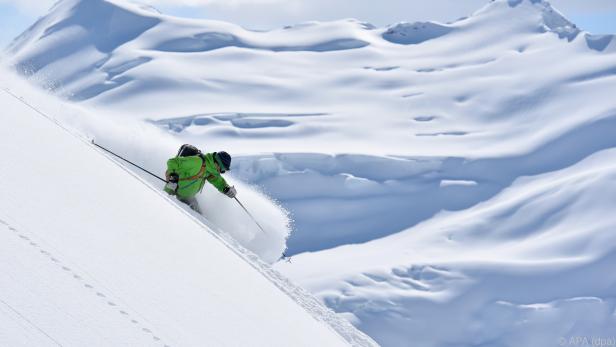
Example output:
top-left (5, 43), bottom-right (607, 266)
top-left (1, 0), bottom-right (616, 48)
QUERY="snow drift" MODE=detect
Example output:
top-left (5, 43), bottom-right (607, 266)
top-left (277, 147), bottom-right (616, 346)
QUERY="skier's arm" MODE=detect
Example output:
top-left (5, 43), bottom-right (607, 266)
top-left (166, 158), bottom-right (180, 177)
top-left (207, 174), bottom-right (229, 193)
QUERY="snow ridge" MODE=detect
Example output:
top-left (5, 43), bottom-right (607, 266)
top-left (382, 22), bottom-right (453, 45)
top-left (513, 0), bottom-right (581, 40)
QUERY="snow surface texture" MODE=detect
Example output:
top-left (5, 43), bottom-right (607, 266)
top-left (0, 66), bottom-right (376, 347)
top-left (277, 149), bottom-right (616, 346)
top-left (5, 0), bottom-right (616, 345)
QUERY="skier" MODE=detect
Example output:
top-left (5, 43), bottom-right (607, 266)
top-left (164, 144), bottom-right (236, 213)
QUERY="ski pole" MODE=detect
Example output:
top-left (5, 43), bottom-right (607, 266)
top-left (92, 140), bottom-right (166, 183)
top-left (234, 197), bottom-right (267, 233)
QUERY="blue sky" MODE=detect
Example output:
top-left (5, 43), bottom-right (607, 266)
top-left (570, 12), bottom-right (616, 34)
top-left (0, 3), bottom-right (31, 48)
top-left (1, 0), bottom-right (615, 49)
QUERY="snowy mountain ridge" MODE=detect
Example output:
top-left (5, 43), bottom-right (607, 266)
top-left (7, 0), bottom-right (614, 99)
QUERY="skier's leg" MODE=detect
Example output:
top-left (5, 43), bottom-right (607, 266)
top-left (189, 197), bottom-right (202, 214)
top-left (179, 196), bottom-right (201, 214)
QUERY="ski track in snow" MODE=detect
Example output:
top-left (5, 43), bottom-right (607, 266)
top-left (214, 231), bottom-right (377, 347)
top-left (0, 218), bottom-right (170, 347)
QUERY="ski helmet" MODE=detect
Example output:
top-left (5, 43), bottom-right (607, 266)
top-left (215, 151), bottom-right (232, 172)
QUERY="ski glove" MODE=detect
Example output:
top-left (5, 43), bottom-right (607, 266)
top-left (223, 186), bottom-right (237, 198)
top-left (165, 173), bottom-right (179, 193)
top-left (165, 181), bottom-right (178, 192)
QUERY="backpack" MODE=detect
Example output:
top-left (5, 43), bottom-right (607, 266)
top-left (165, 144), bottom-right (205, 196)
top-left (177, 144), bottom-right (201, 157)
top-left (165, 154), bottom-right (207, 198)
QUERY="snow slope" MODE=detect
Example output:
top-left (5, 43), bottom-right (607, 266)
top-left (3, 62), bottom-right (293, 264)
top-left (0, 66), bottom-right (376, 346)
top-left (4, 0), bottom-right (616, 345)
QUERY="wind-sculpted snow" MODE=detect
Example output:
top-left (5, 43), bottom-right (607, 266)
top-left (277, 148), bottom-right (616, 346)
top-left (151, 113), bottom-right (327, 133)
top-left (382, 22), bottom-right (453, 45)
top-left (154, 34), bottom-right (368, 53)
top-left (234, 108), bottom-right (616, 255)
top-left (232, 153), bottom-right (473, 255)
top-left (585, 34), bottom-right (615, 52)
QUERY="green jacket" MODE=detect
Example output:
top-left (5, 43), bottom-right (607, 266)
top-left (164, 152), bottom-right (229, 199)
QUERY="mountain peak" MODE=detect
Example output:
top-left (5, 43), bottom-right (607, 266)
top-left (475, 0), bottom-right (581, 41)
top-left (45, 0), bottom-right (161, 48)
top-left (381, 0), bottom-right (579, 46)
top-left (7, 0), bottom-right (161, 74)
